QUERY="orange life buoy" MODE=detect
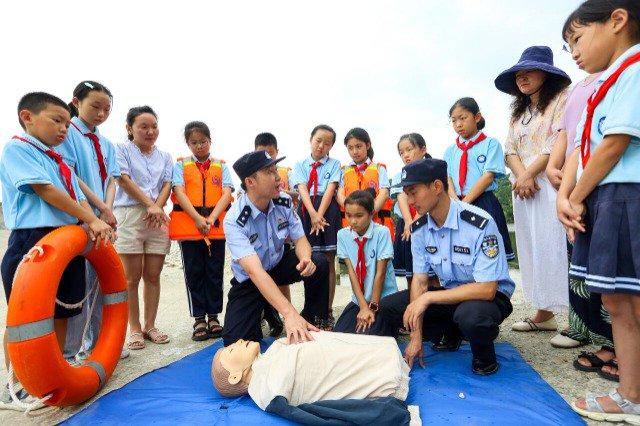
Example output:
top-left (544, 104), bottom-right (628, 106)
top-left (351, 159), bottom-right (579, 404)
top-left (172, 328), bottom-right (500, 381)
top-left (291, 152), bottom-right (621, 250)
top-left (6, 225), bottom-right (128, 407)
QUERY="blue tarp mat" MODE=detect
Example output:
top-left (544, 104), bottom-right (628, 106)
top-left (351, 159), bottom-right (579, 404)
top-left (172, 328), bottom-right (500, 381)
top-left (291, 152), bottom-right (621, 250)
top-left (63, 340), bottom-right (584, 425)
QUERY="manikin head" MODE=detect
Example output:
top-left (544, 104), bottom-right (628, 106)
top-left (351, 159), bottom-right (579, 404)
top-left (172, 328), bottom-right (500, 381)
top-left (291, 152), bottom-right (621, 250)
top-left (211, 339), bottom-right (261, 397)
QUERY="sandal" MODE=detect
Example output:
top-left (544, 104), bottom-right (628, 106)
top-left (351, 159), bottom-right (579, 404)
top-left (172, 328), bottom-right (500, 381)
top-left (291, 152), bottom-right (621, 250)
top-left (511, 317), bottom-right (557, 332)
top-left (207, 315), bottom-right (223, 338)
top-left (143, 327), bottom-right (170, 344)
top-left (572, 389), bottom-right (640, 424)
top-left (128, 332), bottom-right (145, 350)
top-left (573, 347), bottom-right (615, 372)
top-left (192, 317), bottom-right (210, 342)
top-left (598, 359), bottom-right (620, 382)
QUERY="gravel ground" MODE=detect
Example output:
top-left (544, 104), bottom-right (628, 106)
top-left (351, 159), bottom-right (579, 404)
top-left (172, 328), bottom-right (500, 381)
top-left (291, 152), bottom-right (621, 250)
top-left (0, 230), bottom-right (612, 425)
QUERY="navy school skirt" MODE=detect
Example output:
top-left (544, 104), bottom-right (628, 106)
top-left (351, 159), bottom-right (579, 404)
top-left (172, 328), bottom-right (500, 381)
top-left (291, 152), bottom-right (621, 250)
top-left (569, 183), bottom-right (640, 295)
top-left (471, 191), bottom-right (514, 260)
top-left (298, 195), bottom-right (341, 252)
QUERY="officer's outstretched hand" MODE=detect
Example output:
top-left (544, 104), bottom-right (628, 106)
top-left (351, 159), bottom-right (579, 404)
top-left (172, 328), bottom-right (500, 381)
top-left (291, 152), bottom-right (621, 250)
top-left (296, 258), bottom-right (316, 277)
top-left (404, 336), bottom-right (425, 369)
top-left (403, 296), bottom-right (428, 333)
top-left (283, 312), bottom-right (319, 344)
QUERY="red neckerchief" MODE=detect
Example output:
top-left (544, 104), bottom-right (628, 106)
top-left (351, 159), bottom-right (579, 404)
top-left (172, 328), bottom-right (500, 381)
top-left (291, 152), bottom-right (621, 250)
top-left (195, 158), bottom-right (211, 176)
top-left (455, 132), bottom-right (486, 194)
top-left (581, 51), bottom-right (640, 167)
top-left (354, 235), bottom-right (368, 293)
top-left (70, 121), bottom-right (108, 185)
top-left (303, 161), bottom-right (322, 215)
top-left (13, 135), bottom-right (77, 200)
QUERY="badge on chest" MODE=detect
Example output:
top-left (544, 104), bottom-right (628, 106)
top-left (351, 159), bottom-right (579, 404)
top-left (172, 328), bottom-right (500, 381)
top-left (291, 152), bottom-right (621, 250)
top-left (426, 246), bottom-right (438, 254)
top-left (277, 217), bottom-right (289, 231)
top-left (453, 245), bottom-right (471, 255)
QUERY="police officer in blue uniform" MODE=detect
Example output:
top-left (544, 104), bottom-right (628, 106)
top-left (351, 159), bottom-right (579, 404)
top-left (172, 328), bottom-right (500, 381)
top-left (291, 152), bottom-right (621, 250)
top-left (378, 158), bottom-right (514, 375)
top-left (222, 151), bottom-right (329, 346)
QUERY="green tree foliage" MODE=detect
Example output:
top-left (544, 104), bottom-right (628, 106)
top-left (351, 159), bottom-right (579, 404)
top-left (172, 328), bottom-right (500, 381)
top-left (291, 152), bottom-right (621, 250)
top-left (495, 176), bottom-right (513, 224)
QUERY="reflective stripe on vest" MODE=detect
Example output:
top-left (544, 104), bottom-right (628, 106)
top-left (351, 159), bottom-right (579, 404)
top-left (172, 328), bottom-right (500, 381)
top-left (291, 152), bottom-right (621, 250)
top-left (342, 163), bottom-right (382, 195)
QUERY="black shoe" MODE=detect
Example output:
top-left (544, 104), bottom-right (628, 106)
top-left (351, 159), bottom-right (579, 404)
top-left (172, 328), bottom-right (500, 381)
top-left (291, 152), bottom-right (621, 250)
top-left (472, 358), bottom-right (499, 376)
top-left (432, 334), bottom-right (462, 352)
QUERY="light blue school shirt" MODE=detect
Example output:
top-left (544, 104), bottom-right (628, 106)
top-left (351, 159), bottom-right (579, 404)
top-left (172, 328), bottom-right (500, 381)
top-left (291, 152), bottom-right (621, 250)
top-left (57, 117), bottom-right (120, 205)
top-left (574, 43), bottom-right (640, 185)
top-left (337, 222), bottom-right (398, 304)
top-left (290, 156), bottom-right (342, 196)
top-left (443, 133), bottom-right (505, 196)
top-left (172, 154), bottom-right (235, 190)
top-left (114, 141), bottom-right (173, 207)
top-left (0, 133), bottom-right (86, 229)
top-left (411, 199), bottom-right (515, 298)
top-left (390, 172), bottom-right (404, 217)
top-left (224, 192), bottom-right (305, 283)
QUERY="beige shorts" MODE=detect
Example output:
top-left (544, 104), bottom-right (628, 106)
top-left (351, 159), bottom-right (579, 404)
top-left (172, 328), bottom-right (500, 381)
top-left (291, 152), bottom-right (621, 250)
top-left (114, 205), bottom-right (171, 255)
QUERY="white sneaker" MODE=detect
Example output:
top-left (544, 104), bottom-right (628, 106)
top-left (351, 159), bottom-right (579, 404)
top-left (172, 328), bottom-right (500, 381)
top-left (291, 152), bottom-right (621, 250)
top-left (512, 317), bottom-right (558, 332)
top-left (550, 333), bottom-right (584, 348)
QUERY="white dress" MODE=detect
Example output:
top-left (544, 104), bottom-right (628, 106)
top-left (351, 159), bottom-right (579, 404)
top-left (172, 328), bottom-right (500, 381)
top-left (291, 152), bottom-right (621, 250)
top-left (505, 91), bottom-right (569, 312)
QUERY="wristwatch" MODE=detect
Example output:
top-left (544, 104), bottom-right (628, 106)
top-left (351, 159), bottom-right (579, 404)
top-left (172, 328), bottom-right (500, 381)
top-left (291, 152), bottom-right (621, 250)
top-left (368, 302), bottom-right (379, 312)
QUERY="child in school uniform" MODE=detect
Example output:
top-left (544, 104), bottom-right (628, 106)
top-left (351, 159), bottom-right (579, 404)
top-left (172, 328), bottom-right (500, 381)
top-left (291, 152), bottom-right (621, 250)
top-left (290, 124), bottom-right (342, 327)
top-left (169, 121), bottom-right (234, 341)
top-left (0, 92), bottom-right (113, 407)
top-left (391, 133), bottom-right (429, 287)
top-left (444, 97), bottom-right (514, 260)
top-left (558, 1), bottom-right (640, 421)
top-left (337, 128), bottom-right (393, 239)
top-left (114, 106), bottom-right (173, 350)
top-left (334, 190), bottom-right (398, 334)
top-left (57, 81), bottom-right (121, 361)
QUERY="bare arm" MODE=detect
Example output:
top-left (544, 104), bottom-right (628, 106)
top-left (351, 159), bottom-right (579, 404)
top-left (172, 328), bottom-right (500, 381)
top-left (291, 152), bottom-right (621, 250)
top-left (336, 186), bottom-right (346, 207)
top-left (370, 258), bottom-right (388, 304)
top-left (546, 130), bottom-right (568, 190)
top-left (155, 181), bottom-right (172, 208)
top-left (78, 178), bottom-right (108, 212)
top-left (373, 188), bottom-right (389, 214)
top-left (316, 182), bottom-right (337, 218)
top-left (116, 174), bottom-right (155, 207)
top-left (297, 184), bottom-right (317, 215)
top-left (344, 258), bottom-right (368, 308)
top-left (447, 177), bottom-right (459, 200)
top-left (208, 187), bottom-right (233, 225)
top-left (462, 172), bottom-right (495, 204)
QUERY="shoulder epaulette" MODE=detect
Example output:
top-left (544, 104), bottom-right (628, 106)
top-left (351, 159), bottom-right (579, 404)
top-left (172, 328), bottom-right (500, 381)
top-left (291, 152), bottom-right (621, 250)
top-left (410, 216), bottom-right (428, 233)
top-left (272, 196), bottom-right (291, 208)
top-left (460, 209), bottom-right (489, 230)
top-left (236, 205), bottom-right (252, 227)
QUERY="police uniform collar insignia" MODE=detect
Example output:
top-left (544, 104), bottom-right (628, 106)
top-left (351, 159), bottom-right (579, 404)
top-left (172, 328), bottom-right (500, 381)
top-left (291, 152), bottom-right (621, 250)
top-left (236, 205), bottom-right (252, 227)
top-left (426, 246), bottom-right (438, 254)
top-left (460, 209), bottom-right (488, 230)
top-left (481, 235), bottom-right (500, 258)
top-left (411, 216), bottom-right (427, 232)
top-left (272, 196), bottom-right (291, 208)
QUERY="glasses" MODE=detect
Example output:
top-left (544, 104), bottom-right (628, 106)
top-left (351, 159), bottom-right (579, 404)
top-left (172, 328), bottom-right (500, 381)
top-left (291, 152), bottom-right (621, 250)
top-left (188, 139), bottom-right (210, 147)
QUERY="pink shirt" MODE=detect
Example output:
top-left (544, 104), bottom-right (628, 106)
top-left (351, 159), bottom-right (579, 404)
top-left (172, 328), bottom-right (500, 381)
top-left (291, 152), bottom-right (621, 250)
top-left (558, 73), bottom-right (603, 160)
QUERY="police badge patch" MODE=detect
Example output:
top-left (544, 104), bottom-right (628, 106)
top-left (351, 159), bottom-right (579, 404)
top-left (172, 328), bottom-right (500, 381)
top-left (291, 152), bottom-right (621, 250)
top-left (426, 246), bottom-right (438, 254)
top-left (477, 155), bottom-right (486, 163)
top-left (481, 235), bottom-right (499, 258)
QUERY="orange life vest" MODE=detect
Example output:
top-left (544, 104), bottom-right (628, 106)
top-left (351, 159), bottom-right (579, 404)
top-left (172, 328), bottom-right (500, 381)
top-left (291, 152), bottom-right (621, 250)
top-left (341, 162), bottom-right (395, 240)
top-left (278, 165), bottom-right (291, 191)
top-left (169, 156), bottom-right (231, 240)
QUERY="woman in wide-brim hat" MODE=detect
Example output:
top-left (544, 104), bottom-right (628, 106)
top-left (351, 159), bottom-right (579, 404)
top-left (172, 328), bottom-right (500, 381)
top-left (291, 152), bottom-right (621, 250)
top-left (495, 45), bottom-right (572, 334)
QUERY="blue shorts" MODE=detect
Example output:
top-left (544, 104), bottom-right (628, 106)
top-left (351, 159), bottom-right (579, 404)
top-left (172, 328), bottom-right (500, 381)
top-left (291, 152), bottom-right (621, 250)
top-left (569, 183), bottom-right (640, 295)
top-left (1, 227), bottom-right (86, 318)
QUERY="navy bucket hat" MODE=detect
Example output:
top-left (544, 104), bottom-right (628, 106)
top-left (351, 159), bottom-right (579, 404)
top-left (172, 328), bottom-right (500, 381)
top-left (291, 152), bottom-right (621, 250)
top-left (494, 46), bottom-right (571, 95)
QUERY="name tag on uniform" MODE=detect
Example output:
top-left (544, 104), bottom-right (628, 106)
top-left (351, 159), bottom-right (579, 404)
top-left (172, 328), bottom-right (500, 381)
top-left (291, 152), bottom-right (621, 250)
top-left (453, 245), bottom-right (470, 255)
top-left (249, 233), bottom-right (258, 243)
top-left (277, 220), bottom-right (289, 230)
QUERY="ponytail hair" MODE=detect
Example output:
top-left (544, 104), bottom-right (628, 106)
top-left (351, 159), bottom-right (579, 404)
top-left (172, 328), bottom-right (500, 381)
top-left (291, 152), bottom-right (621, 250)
top-left (69, 80), bottom-right (112, 118)
top-left (397, 133), bottom-right (428, 155)
top-left (449, 97), bottom-right (486, 130)
top-left (344, 127), bottom-right (374, 159)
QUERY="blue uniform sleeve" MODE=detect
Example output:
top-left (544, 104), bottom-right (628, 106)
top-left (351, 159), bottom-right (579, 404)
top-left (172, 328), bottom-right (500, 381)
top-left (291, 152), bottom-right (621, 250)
top-left (223, 217), bottom-right (256, 261)
top-left (378, 164), bottom-right (390, 189)
top-left (482, 138), bottom-right (506, 177)
top-left (390, 173), bottom-right (401, 199)
top-left (104, 139), bottom-right (121, 178)
top-left (471, 220), bottom-right (510, 283)
top-left (116, 143), bottom-right (130, 176)
top-left (221, 163), bottom-right (234, 190)
top-left (162, 153), bottom-right (173, 183)
top-left (172, 162), bottom-right (184, 187)
top-left (289, 160), bottom-right (306, 189)
top-left (602, 63), bottom-right (640, 141)
top-left (443, 146), bottom-right (456, 179)
top-left (336, 228), bottom-right (349, 260)
top-left (327, 159), bottom-right (341, 184)
top-left (376, 226), bottom-right (394, 260)
top-left (411, 228), bottom-right (430, 275)
top-left (3, 144), bottom-right (53, 193)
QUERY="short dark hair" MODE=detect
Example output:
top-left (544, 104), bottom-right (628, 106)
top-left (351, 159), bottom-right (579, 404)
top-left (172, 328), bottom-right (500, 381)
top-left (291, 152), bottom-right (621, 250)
top-left (563, 0), bottom-right (640, 42)
top-left (449, 97), bottom-right (486, 130)
top-left (126, 106), bottom-right (158, 141)
top-left (69, 81), bottom-right (112, 117)
top-left (17, 92), bottom-right (69, 130)
top-left (344, 127), bottom-right (374, 159)
top-left (344, 189), bottom-right (375, 214)
top-left (184, 121), bottom-right (211, 141)
top-left (255, 132), bottom-right (278, 149)
top-left (310, 124), bottom-right (336, 144)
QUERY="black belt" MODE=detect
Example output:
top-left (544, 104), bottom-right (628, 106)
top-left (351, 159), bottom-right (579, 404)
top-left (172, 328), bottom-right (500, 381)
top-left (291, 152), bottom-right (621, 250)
top-left (172, 205), bottom-right (213, 216)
